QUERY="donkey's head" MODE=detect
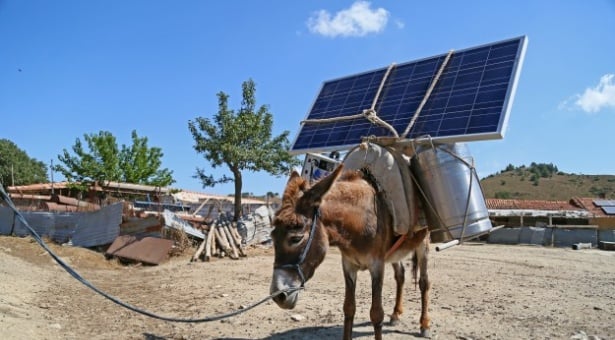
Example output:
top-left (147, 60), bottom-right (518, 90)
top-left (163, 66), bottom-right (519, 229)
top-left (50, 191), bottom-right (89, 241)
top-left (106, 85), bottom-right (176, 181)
top-left (269, 165), bottom-right (343, 309)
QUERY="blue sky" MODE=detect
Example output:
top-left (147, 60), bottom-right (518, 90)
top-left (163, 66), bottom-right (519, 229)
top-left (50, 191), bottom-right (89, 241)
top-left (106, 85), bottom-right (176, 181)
top-left (1, 1), bottom-right (614, 196)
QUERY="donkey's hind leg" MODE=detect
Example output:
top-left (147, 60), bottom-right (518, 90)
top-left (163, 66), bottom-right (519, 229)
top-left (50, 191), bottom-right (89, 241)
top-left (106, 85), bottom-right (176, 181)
top-left (389, 261), bottom-right (405, 325)
top-left (414, 238), bottom-right (431, 337)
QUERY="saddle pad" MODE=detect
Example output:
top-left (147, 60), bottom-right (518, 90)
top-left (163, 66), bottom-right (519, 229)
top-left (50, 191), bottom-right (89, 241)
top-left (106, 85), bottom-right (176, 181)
top-left (342, 142), bottom-right (418, 235)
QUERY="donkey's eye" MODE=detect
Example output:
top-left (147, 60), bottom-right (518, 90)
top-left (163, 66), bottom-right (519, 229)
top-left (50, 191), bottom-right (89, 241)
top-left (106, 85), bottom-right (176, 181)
top-left (289, 235), bottom-right (304, 245)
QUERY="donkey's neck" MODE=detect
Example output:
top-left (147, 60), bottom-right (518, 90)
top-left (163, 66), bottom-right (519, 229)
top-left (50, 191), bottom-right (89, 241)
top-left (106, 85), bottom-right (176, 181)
top-left (318, 180), bottom-right (383, 249)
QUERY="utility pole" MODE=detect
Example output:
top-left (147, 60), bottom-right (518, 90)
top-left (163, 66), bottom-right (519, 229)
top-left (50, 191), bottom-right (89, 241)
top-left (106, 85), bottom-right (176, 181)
top-left (50, 159), bottom-right (55, 195)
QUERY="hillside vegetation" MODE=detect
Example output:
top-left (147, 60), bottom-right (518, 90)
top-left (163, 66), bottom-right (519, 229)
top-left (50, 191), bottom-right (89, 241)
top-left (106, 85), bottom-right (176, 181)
top-left (480, 163), bottom-right (615, 200)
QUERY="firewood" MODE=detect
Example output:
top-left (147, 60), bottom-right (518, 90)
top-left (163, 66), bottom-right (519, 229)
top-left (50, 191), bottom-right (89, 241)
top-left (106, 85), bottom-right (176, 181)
top-left (214, 226), bottom-right (234, 258)
top-left (191, 231), bottom-right (208, 262)
top-left (218, 225), bottom-right (238, 259)
top-left (230, 229), bottom-right (247, 256)
top-left (224, 224), bottom-right (246, 257)
top-left (224, 221), bottom-right (242, 246)
top-left (221, 224), bottom-right (240, 259)
top-left (204, 222), bottom-right (216, 261)
top-left (211, 227), bottom-right (219, 257)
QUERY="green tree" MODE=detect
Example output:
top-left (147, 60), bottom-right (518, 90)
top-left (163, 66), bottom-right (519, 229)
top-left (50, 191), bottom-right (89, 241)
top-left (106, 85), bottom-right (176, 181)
top-left (188, 79), bottom-right (300, 221)
top-left (54, 130), bottom-right (174, 188)
top-left (0, 139), bottom-right (48, 188)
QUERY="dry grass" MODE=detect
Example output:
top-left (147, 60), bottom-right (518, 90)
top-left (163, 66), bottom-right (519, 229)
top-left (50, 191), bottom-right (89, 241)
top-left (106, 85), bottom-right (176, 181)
top-left (162, 227), bottom-right (194, 257)
top-left (481, 172), bottom-right (615, 200)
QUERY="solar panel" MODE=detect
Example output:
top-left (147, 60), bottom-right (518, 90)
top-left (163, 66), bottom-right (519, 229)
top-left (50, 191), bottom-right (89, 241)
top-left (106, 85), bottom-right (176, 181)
top-left (602, 206), bottom-right (615, 215)
top-left (593, 199), bottom-right (615, 207)
top-left (291, 36), bottom-right (528, 154)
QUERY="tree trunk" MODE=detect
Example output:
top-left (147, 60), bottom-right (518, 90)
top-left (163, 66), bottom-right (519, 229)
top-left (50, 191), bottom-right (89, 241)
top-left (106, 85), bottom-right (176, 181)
top-left (233, 168), bottom-right (242, 222)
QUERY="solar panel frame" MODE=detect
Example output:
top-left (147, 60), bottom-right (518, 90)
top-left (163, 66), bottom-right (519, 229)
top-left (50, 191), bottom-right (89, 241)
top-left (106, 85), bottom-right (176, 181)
top-left (290, 36), bottom-right (528, 155)
top-left (593, 199), bottom-right (615, 207)
top-left (601, 206), bottom-right (615, 215)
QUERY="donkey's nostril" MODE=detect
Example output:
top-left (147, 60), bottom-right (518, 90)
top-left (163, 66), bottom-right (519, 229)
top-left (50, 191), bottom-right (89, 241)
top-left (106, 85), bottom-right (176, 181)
top-left (276, 292), bottom-right (288, 302)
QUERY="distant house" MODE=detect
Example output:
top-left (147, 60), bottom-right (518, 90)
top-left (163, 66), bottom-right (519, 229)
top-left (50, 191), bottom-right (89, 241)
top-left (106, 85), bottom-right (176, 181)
top-left (486, 197), bottom-right (615, 228)
top-left (5, 181), bottom-right (269, 221)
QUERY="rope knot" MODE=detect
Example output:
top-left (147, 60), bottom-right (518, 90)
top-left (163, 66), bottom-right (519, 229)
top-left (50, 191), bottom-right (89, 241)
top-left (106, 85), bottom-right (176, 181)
top-left (362, 109), bottom-right (378, 123)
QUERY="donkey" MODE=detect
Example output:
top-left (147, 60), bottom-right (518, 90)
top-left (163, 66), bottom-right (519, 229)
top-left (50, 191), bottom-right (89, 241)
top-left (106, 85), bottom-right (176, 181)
top-left (270, 164), bottom-right (431, 339)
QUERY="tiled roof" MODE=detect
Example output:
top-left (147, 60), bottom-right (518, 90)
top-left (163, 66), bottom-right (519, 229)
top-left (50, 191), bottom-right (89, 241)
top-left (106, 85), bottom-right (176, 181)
top-left (486, 198), bottom-right (580, 211)
top-left (569, 197), bottom-right (608, 216)
top-left (486, 197), bottom-right (611, 217)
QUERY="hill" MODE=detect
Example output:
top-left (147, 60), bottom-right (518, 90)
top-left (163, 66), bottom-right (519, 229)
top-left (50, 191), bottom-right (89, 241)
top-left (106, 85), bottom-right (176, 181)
top-left (479, 163), bottom-right (615, 200)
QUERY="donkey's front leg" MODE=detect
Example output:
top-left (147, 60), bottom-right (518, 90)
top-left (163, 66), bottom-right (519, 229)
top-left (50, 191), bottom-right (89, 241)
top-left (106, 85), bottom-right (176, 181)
top-left (369, 259), bottom-right (385, 340)
top-left (342, 259), bottom-right (358, 340)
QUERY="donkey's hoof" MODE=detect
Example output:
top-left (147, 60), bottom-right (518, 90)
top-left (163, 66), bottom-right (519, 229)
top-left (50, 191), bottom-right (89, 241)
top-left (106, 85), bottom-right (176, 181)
top-left (419, 328), bottom-right (431, 338)
top-left (388, 316), bottom-right (400, 326)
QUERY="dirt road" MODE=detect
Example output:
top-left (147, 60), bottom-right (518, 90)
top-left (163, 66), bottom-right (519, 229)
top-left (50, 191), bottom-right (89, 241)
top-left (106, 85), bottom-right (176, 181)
top-left (1, 235), bottom-right (613, 339)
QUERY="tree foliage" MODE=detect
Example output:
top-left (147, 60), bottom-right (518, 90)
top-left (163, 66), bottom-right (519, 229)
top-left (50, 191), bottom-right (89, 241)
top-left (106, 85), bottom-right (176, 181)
top-left (54, 130), bottom-right (175, 188)
top-left (500, 162), bottom-right (561, 178)
top-left (188, 79), bottom-right (300, 220)
top-left (0, 139), bottom-right (48, 188)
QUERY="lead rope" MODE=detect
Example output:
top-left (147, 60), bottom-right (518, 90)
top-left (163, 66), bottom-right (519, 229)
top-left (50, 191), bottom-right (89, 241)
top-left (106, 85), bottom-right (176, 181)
top-left (0, 186), bottom-right (301, 323)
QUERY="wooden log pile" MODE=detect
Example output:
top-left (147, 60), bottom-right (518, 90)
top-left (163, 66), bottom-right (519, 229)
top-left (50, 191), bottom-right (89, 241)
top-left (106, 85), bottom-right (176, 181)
top-left (191, 216), bottom-right (246, 262)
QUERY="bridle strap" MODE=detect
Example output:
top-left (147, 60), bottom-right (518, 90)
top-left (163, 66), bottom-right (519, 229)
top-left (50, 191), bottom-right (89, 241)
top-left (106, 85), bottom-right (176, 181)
top-left (276, 208), bottom-right (320, 287)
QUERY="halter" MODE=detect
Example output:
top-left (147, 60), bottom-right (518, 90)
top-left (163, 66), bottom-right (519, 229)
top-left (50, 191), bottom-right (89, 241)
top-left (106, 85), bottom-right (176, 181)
top-left (275, 208), bottom-right (320, 287)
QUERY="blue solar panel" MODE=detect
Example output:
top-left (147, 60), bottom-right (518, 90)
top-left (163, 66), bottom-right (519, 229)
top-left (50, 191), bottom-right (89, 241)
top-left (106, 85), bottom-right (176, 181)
top-left (602, 206), bottom-right (615, 215)
top-left (593, 199), bottom-right (615, 207)
top-left (291, 36), bottom-right (528, 154)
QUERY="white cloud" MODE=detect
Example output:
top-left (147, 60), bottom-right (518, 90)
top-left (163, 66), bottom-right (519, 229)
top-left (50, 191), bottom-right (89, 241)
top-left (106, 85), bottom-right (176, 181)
top-left (573, 74), bottom-right (615, 113)
top-left (306, 1), bottom-right (389, 38)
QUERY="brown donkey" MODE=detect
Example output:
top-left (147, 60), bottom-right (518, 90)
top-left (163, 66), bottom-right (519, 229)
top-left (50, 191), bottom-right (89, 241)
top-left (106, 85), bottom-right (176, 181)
top-left (270, 164), bottom-right (431, 339)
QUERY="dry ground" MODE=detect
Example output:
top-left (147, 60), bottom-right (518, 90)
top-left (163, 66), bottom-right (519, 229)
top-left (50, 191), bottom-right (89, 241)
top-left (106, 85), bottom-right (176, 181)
top-left (1, 235), bottom-right (613, 340)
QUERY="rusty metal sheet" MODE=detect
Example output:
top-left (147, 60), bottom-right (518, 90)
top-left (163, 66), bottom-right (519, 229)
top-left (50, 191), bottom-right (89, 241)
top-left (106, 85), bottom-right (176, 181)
top-left (105, 235), bottom-right (173, 265)
top-left (120, 216), bottom-right (162, 236)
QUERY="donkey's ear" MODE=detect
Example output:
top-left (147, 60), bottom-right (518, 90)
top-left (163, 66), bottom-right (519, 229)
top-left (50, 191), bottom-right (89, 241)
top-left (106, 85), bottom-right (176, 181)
top-left (302, 164), bottom-right (344, 206)
top-left (288, 170), bottom-right (301, 182)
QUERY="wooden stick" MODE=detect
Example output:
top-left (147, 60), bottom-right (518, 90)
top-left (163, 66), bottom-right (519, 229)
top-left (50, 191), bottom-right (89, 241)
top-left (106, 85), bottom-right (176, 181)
top-left (222, 224), bottom-right (240, 259)
top-left (227, 222), bottom-right (243, 246)
top-left (191, 231), bottom-right (208, 262)
top-left (211, 226), bottom-right (219, 257)
top-left (225, 224), bottom-right (246, 257)
top-left (204, 223), bottom-right (216, 261)
top-left (214, 225), bottom-right (233, 257)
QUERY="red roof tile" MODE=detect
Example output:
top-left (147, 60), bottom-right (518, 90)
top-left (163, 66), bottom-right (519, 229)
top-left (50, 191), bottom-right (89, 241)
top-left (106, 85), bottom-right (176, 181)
top-left (486, 197), bottom-right (611, 217)
top-left (486, 198), bottom-right (581, 211)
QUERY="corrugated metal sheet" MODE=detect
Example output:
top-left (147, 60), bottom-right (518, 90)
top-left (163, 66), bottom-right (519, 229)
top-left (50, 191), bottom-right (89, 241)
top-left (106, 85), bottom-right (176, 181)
top-left (0, 203), bottom-right (122, 247)
top-left (238, 205), bottom-right (274, 245)
top-left (1, 208), bottom-right (78, 243)
top-left (71, 203), bottom-right (122, 247)
top-left (162, 210), bottom-right (205, 239)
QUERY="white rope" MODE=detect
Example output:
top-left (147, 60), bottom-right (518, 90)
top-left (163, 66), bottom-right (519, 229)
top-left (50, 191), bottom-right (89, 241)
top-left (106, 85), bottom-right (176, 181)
top-left (401, 50), bottom-right (454, 139)
top-left (370, 63), bottom-right (396, 114)
top-left (302, 63), bottom-right (399, 137)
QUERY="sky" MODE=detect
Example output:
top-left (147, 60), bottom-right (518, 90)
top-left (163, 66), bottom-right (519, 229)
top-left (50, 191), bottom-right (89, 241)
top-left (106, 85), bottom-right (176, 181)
top-left (1, 1), bottom-right (614, 196)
